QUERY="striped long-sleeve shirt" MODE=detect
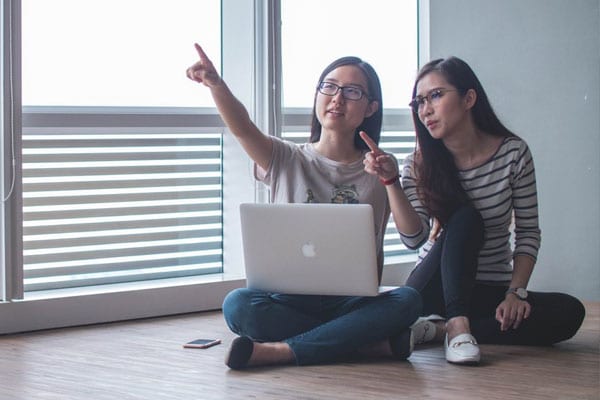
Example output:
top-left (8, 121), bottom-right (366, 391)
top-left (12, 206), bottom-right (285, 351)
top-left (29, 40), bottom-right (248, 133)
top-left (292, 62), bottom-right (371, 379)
top-left (400, 136), bottom-right (541, 284)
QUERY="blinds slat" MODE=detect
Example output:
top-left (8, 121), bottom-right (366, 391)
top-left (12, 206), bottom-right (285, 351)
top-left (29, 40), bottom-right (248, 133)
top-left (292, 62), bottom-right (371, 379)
top-left (23, 163), bottom-right (221, 178)
top-left (23, 215), bottom-right (223, 236)
top-left (23, 137), bottom-right (221, 148)
top-left (24, 227), bottom-right (223, 250)
top-left (23, 172), bottom-right (221, 185)
top-left (22, 151), bottom-right (222, 163)
top-left (24, 251), bottom-right (223, 277)
top-left (24, 263), bottom-right (223, 291)
top-left (23, 188), bottom-right (222, 206)
top-left (25, 239), bottom-right (223, 264)
top-left (23, 199), bottom-right (221, 220)
top-left (22, 176), bottom-right (222, 192)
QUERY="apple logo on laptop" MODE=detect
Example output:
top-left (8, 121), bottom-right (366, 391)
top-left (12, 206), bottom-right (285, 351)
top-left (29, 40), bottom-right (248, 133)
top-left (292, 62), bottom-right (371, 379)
top-left (301, 242), bottom-right (317, 258)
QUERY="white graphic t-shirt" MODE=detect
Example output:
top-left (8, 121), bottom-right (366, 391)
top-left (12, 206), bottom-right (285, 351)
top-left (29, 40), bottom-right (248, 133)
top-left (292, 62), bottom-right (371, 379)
top-left (255, 136), bottom-right (391, 276)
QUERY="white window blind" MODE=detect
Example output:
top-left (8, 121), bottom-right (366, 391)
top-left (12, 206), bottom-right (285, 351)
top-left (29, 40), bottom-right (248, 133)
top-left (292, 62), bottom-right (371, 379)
top-left (22, 111), bottom-right (224, 291)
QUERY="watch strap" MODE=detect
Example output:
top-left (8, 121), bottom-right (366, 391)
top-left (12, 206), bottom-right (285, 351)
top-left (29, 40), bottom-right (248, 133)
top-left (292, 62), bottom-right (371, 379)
top-left (505, 287), bottom-right (528, 300)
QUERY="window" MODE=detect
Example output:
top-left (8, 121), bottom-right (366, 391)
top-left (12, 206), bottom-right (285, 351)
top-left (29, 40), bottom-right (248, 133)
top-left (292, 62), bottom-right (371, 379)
top-left (280, 0), bottom-right (418, 260)
top-left (1, 0), bottom-right (422, 334)
top-left (20, 0), bottom-right (223, 292)
top-left (22, 0), bottom-right (221, 108)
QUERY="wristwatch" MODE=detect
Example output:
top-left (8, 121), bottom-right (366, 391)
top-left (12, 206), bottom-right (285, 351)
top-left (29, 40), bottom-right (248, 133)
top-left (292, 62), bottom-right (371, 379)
top-left (505, 287), bottom-right (528, 300)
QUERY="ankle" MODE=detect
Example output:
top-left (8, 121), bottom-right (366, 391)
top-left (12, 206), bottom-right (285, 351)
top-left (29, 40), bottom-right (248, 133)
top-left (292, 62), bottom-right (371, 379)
top-left (249, 342), bottom-right (295, 366)
top-left (446, 316), bottom-right (471, 341)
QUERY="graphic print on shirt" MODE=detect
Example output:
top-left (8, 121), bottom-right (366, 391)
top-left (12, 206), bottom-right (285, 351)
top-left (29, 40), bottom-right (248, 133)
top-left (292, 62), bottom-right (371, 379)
top-left (331, 184), bottom-right (359, 204)
top-left (303, 185), bottom-right (360, 204)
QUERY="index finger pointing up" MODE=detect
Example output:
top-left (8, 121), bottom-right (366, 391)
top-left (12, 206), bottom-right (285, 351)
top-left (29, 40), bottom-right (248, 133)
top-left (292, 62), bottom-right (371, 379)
top-left (194, 43), bottom-right (209, 62)
top-left (359, 131), bottom-right (381, 154)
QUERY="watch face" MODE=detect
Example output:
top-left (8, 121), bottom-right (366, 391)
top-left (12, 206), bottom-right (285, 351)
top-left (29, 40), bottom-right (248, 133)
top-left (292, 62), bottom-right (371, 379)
top-left (515, 288), bottom-right (528, 299)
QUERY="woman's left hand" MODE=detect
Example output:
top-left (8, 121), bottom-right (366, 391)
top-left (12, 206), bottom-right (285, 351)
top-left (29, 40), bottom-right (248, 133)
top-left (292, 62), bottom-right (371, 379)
top-left (495, 295), bottom-right (531, 331)
top-left (360, 131), bottom-right (399, 182)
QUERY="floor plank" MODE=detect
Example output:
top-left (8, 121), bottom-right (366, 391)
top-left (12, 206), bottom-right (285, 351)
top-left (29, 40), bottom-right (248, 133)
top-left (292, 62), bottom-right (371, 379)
top-left (0, 302), bottom-right (598, 400)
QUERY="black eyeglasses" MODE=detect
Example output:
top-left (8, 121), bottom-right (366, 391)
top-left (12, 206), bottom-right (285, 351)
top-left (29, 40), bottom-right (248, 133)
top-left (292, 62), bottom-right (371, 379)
top-left (317, 81), bottom-right (369, 101)
top-left (409, 88), bottom-right (457, 113)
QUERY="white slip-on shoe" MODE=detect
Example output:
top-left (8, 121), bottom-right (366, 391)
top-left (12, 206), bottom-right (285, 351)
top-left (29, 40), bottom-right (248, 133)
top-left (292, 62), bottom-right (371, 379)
top-left (411, 314), bottom-right (445, 345)
top-left (445, 333), bottom-right (481, 364)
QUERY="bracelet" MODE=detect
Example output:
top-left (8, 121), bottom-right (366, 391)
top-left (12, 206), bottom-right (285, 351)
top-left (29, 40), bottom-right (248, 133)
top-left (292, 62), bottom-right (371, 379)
top-left (380, 174), bottom-right (400, 186)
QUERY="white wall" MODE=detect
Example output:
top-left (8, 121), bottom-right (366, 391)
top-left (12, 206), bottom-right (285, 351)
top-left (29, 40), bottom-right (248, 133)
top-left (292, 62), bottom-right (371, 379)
top-left (428, 0), bottom-right (600, 300)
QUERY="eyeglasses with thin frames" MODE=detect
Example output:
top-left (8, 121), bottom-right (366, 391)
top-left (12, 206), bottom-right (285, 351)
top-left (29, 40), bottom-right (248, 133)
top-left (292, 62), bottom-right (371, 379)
top-left (318, 81), bottom-right (369, 101)
top-left (409, 88), bottom-right (458, 113)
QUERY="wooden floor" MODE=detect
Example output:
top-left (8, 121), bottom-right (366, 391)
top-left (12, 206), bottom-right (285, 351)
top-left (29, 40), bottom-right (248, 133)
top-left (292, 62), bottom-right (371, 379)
top-left (0, 303), bottom-right (598, 400)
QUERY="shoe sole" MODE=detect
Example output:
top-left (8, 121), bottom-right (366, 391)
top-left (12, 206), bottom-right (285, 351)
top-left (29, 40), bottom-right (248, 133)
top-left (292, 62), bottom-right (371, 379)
top-left (446, 356), bottom-right (481, 365)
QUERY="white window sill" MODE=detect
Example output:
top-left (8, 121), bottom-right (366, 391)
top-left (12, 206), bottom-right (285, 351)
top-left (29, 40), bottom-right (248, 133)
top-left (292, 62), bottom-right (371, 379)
top-left (1, 274), bottom-right (245, 335)
top-left (22, 272), bottom-right (244, 301)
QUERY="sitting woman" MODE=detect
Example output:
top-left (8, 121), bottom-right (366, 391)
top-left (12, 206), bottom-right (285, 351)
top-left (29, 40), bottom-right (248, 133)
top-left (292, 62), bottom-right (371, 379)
top-left (186, 44), bottom-right (422, 369)
top-left (367, 56), bottom-right (585, 365)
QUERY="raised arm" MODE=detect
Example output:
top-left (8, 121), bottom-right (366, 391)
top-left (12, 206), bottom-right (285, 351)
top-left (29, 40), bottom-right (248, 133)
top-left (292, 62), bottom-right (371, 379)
top-left (186, 43), bottom-right (273, 171)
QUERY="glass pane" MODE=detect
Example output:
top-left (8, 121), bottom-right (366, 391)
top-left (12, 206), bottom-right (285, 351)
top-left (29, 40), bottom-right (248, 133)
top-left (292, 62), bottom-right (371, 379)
top-left (281, 1), bottom-right (418, 261)
top-left (22, 0), bottom-right (221, 107)
top-left (281, 0), bottom-right (417, 109)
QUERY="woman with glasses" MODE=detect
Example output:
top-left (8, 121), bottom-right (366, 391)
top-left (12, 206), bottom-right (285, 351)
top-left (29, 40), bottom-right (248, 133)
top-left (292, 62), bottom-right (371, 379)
top-left (186, 44), bottom-right (423, 369)
top-left (365, 56), bottom-right (585, 364)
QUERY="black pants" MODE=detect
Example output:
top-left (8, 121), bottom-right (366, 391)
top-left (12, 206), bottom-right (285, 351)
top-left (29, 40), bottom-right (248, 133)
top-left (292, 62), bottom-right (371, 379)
top-left (405, 205), bottom-right (585, 345)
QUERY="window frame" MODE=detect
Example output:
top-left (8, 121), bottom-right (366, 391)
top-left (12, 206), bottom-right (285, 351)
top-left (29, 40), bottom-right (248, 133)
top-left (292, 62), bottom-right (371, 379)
top-left (1, 0), bottom-right (24, 304)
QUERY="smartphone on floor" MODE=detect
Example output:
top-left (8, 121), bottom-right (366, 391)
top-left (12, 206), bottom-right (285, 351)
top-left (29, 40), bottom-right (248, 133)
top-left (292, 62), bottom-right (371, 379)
top-left (183, 338), bottom-right (222, 349)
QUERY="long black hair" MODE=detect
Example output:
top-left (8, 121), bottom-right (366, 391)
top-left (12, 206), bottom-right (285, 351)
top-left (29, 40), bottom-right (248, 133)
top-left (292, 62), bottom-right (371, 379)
top-left (411, 56), bottom-right (515, 225)
top-left (309, 56), bottom-right (383, 150)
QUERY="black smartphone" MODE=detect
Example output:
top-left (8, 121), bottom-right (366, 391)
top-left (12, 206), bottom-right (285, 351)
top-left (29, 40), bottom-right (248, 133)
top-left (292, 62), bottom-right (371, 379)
top-left (182, 338), bottom-right (222, 349)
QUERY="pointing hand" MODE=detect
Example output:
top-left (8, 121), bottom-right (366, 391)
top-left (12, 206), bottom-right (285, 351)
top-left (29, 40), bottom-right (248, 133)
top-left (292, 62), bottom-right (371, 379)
top-left (186, 43), bottom-right (222, 88)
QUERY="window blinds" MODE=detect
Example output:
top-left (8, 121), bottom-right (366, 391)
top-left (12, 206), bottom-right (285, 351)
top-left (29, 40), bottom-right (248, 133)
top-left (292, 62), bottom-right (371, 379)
top-left (21, 126), bottom-right (223, 291)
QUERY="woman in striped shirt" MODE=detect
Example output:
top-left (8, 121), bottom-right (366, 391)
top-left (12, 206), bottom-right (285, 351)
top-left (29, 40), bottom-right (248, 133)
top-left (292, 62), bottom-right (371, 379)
top-left (364, 56), bottom-right (584, 364)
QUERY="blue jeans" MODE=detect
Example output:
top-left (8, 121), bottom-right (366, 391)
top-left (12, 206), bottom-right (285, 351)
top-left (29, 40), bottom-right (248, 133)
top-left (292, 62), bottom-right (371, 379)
top-left (222, 286), bottom-right (422, 365)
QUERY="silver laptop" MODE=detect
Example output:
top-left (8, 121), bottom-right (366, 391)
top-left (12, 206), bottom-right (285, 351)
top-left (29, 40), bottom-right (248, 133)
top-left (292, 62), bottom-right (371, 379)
top-left (239, 203), bottom-right (380, 296)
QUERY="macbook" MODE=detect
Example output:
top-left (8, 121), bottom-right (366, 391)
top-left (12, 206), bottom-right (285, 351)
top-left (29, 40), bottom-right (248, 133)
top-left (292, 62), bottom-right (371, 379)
top-left (239, 202), bottom-right (381, 296)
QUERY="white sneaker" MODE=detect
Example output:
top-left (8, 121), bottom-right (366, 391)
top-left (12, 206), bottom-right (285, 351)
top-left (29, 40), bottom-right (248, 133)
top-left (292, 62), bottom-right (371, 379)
top-left (445, 333), bottom-right (481, 364)
top-left (411, 314), bottom-right (445, 345)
